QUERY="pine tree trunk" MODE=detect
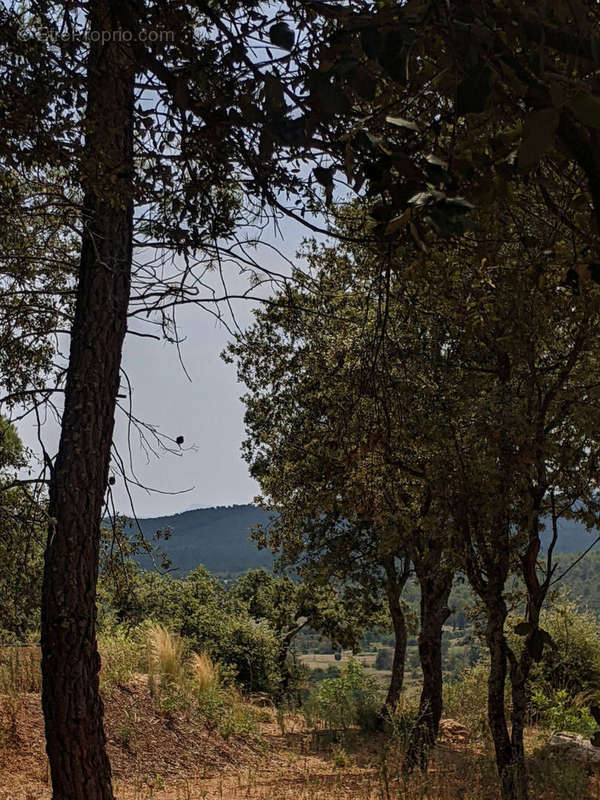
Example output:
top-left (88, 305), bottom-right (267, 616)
top-left (403, 563), bottom-right (452, 772)
top-left (41, 3), bottom-right (135, 798)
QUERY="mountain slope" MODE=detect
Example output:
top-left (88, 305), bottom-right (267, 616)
top-left (134, 504), bottom-right (273, 575)
top-left (130, 504), bottom-right (598, 576)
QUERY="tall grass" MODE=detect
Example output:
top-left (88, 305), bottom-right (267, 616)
top-left (147, 624), bottom-right (185, 683)
top-left (98, 629), bottom-right (143, 692)
top-left (189, 652), bottom-right (218, 692)
top-left (0, 645), bottom-right (41, 694)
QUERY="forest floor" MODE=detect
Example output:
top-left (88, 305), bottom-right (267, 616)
top-left (1, 680), bottom-right (598, 800)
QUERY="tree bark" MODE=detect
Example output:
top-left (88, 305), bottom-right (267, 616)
top-left (403, 561), bottom-right (453, 772)
top-left (509, 655), bottom-right (530, 799)
top-left (381, 556), bottom-right (410, 714)
top-left (485, 589), bottom-right (528, 800)
top-left (40, 3), bottom-right (135, 798)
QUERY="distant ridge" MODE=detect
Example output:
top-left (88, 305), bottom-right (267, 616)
top-left (539, 517), bottom-right (600, 555)
top-left (129, 504), bottom-right (599, 577)
top-left (133, 504), bottom-right (274, 575)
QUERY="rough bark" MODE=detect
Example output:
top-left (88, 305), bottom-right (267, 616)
top-left (403, 561), bottom-right (453, 772)
top-left (40, 3), bottom-right (135, 798)
top-left (509, 655), bottom-right (530, 794)
top-left (485, 589), bottom-right (528, 800)
top-left (381, 556), bottom-right (410, 714)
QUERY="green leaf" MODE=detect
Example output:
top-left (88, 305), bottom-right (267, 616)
top-left (409, 189), bottom-right (445, 206)
top-left (269, 21), bottom-right (295, 51)
top-left (570, 93), bottom-right (600, 129)
top-left (442, 196), bottom-right (474, 214)
top-left (518, 108), bottom-right (559, 172)
top-left (386, 115), bottom-right (419, 132)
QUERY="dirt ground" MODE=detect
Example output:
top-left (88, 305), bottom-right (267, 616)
top-left (1, 684), bottom-right (598, 800)
top-left (0, 683), bottom-right (379, 800)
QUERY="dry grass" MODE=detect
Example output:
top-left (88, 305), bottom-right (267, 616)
top-left (0, 643), bottom-right (598, 800)
top-left (147, 625), bottom-right (186, 682)
top-left (189, 652), bottom-right (218, 692)
top-left (0, 646), bottom-right (41, 694)
top-left (146, 625), bottom-right (185, 697)
top-left (1, 682), bottom-right (599, 800)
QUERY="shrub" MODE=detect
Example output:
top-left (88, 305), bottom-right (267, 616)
top-left (146, 624), bottom-right (185, 683)
top-left (218, 617), bottom-right (281, 695)
top-left (304, 659), bottom-right (380, 731)
top-left (529, 595), bottom-right (600, 697)
top-left (530, 687), bottom-right (598, 736)
top-left (444, 662), bottom-right (502, 734)
top-left (98, 629), bottom-right (143, 692)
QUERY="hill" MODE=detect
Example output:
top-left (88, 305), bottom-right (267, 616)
top-left (130, 504), bottom-right (598, 577)
top-left (540, 517), bottom-right (600, 554)
top-left (133, 504), bottom-right (274, 575)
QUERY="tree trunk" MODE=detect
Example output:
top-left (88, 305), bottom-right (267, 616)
top-left (380, 556), bottom-right (410, 716)
top-left (485, 590), bottom-right (528, 800)
top-left (384, 587), bottom-right (408, 712)
top-left (40, 4), bottom-right (135, 798)
top-left (509, 657), bottom-right (530, 800)
top-left (403, 563), bottom-right (453, 772)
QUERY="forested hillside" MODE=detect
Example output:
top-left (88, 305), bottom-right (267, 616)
top-left (134, 504), bottom-right (273, 575)
top-left (132, 504), bottom-right (597, 576)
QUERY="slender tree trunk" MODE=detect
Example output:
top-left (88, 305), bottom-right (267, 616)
top-left (508, 515), bottom-right (545, 798)
top-left (384, 588), bottom-right (408, 712)
top-left (403, 563), bottom-right (453, 772)
top-left (380, 556), bottom-right (410, 716)
top-left (485, 590), bottom-right (528, 800)
top-left (509, 657), bottom-right (530, 800)
top-left (41, 4), bottom-right (135, 798)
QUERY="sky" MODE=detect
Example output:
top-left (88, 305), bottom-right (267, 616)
top-left (18, 217), bottom-right (313, 518)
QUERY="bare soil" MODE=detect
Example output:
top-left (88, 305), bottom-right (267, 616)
top-left (1, 683), bottom-right (598, 800)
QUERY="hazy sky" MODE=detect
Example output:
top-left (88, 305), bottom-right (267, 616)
top-left (18, 217), bottom-right (312, 518)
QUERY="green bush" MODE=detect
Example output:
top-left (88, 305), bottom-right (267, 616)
top-left (530, 595), bottom-right (600, 697)
top-left (530, 687), bottom-right (598, 736)
top-left (444, 662), bottom-right (502, 734)
top-left (217, 617), bottom-right (282, 695)
top-left (98, 626), bottom-right (144, 693)
top-left (100, 566), bottom-right (284, 696)
top-left (304, 659), bottom-right (380, 731)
